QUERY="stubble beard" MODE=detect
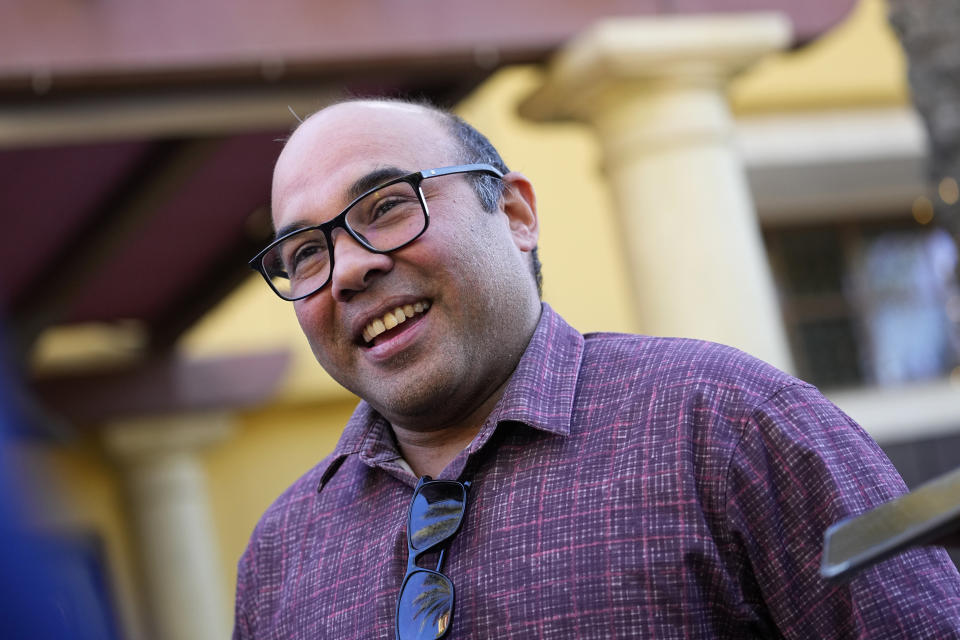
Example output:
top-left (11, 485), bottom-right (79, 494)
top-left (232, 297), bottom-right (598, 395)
top-left (358, 338), bottom-right (483, 432)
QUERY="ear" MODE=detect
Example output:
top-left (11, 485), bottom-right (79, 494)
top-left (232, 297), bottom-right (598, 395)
top-left (499, 171), bottom-right (539, 253)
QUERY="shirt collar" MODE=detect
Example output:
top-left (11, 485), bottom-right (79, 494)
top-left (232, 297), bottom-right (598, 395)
top-left (316, 404), bottom-right (393, 493)
top-left (481, 302), bottom-right (583, 438)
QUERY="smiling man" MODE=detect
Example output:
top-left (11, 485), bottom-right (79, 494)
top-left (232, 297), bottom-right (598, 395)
top-left (234, 99), bottom-right (960, 639)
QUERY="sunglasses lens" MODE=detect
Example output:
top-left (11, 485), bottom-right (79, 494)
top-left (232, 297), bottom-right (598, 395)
top-left (408, 482), bottom-right (467, 552)
top-left (396, 570), bottom-right (454, 640)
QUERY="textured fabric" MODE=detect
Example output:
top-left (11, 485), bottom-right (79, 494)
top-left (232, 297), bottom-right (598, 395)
top-left (234, 304), bottom-right (960, 639)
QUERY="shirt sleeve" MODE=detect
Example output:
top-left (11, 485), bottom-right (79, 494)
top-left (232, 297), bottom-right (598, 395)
top-left (724, 382), bottom-right (960, 639)
top-left (232, 542), bottom-right (258, 640)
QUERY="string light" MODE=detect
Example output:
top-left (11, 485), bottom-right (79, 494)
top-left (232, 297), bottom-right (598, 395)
top-left (912, 196), bottom-right (934, 225)
top-left (938, 177), bottom-right (959, 205)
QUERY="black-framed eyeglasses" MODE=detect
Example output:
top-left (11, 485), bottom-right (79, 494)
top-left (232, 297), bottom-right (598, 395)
top-left (395, 476), bottom-right (471, 640)
top-left (249, 163), bottom-right (504, 301)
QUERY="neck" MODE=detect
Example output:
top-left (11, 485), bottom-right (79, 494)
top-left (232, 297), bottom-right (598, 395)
top-left (390, 375), bottom-right (510, 478)
top-left (389, 299), bottom-right (543, 477)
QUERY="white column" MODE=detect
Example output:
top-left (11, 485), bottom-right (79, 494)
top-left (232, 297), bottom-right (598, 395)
top-left (105, 413), bottom-right (232, 640)
top-left (521, 14), bottom-right (795, 371)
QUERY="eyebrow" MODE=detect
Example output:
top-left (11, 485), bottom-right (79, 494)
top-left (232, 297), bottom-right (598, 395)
top-left (272, 166), bottom-right (413, 241)
top-left (347, 166), bottom-right (410, 201)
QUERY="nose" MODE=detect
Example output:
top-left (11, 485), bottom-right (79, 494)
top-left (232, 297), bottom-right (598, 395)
top-left (329, 227), bottom-right (394, 302)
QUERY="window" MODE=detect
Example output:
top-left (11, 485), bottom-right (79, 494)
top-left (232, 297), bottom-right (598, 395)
top-left (766, 221), bottom-right (960, 389)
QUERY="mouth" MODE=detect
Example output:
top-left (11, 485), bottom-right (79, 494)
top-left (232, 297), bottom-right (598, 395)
top-left (360, 300), bottom-right (431, 346)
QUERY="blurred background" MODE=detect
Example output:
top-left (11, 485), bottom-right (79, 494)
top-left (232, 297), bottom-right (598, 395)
top-left (1, 0), bottom-right (958, 637)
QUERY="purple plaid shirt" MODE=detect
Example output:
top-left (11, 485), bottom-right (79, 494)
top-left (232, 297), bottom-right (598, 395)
top-left (234, 304), bottom-right (960, 639)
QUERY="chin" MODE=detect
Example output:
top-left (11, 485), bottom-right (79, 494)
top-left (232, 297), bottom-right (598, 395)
top-left (365, 370), bottom-right (460, 426)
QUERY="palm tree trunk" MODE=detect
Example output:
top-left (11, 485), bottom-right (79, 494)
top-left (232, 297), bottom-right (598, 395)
top-left (888, 0), bottom-right (960, 258)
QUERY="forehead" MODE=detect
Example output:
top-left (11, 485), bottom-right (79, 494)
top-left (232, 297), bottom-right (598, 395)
top-left (271, 103), bottom-right (458, 228)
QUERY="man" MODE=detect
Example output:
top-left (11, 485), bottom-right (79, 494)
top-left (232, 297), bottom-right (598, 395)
top-left (234, 99), bottom-right (960, 639)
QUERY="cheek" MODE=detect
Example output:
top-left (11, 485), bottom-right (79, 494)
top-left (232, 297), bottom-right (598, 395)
top-left (293, 299), bottom-right (334, 354)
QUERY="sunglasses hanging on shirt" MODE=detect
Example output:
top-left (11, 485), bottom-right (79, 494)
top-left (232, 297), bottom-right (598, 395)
top-left (395, 476), bottom-right (471, 640)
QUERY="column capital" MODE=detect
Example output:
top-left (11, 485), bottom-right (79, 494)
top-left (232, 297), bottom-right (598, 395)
top-left (103, 412), bottom-right (233, 462)
top-left (515, 12), bottom-right (794, 371)
top-left (520, 13), bottom-right (791, 124)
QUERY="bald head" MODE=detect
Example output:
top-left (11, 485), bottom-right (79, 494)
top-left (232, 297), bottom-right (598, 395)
top-left (275, 101), bottom-right (458, 208)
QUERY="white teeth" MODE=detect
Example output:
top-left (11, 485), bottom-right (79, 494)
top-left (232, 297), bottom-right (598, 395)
top-left (362, 301), bottom-right (431, 344)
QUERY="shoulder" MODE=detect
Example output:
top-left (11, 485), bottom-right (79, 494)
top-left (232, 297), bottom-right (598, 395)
top-left (566, 332), bottom-right (825, 487)
top-left (240, 452), bottom-right (338, 567)
top-left (234, 453), bottom-right (338, 631)
top-left (578, 331), bottom-right (804, 412)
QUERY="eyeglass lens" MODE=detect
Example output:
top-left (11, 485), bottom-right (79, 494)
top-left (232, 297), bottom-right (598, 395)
top-left (396, 570), bottom-right (454, 640)
top-left (262, 180), bottom-right (425, 299)
top-left (408, 482), bottom-right (467, 551)
top-left (396, 480), bottom-right (467, 640)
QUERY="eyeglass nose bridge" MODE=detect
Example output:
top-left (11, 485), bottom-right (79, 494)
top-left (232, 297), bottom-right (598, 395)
top-left (327, 220), bottom-right (367, 259)
top-left (405, 537), bottom-right (451, 575)
top-left (323, 215), bottom-right (393, 292)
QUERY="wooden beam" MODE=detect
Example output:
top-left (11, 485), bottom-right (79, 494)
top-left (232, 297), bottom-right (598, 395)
top-left (30, 350), bottom-right (291, 426)
top-left (0, 86), bottom-right (339, 149)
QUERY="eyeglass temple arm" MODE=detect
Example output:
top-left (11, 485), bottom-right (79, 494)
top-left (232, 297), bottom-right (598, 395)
top-left (421, 164), bottom-right (503, 179)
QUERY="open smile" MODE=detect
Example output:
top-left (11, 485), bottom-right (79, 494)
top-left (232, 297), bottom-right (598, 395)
top-left (361, 300), bottom-right (431, 346)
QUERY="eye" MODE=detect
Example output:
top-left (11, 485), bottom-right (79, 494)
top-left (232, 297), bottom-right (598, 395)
top-left (293, 242), bottom-right (320, 264)
top-left (350, 182), bottom-right (421, 228)
top-left (282, 237), bottom-right (328, 277)
top-left (369, 197), bottom-right (403, 220)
